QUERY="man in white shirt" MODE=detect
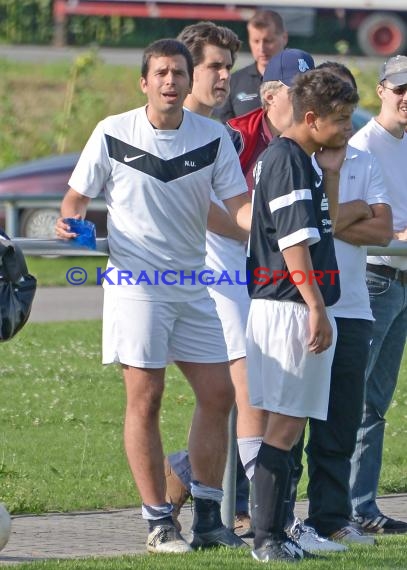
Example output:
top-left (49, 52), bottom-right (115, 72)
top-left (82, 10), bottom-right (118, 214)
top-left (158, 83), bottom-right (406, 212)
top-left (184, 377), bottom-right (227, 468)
top-left (56, 38), bottom-right (251, 554)
top-left (349, 55), bottom-right (407, 535)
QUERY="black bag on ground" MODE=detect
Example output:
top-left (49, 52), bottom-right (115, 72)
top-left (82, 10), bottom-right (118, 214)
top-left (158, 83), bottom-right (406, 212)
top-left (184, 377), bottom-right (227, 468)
top-left (0, 236), bottom-right (37, 341)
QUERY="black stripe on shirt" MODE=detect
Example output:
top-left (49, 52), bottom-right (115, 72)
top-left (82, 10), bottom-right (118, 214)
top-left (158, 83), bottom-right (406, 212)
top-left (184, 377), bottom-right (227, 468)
top-left (105, 134), bottom-right (220, 182)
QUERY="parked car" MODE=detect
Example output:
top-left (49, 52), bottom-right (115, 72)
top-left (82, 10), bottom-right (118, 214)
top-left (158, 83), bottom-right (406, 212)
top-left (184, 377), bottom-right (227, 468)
top-left (0, 108), bottom-right (373, 239)
top-left (0, 153), bottom-right (106, 238)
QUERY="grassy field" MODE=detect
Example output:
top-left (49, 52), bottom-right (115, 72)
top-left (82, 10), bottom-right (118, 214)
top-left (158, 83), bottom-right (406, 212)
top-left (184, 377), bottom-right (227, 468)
top-left (26, 256), bottom-right (106, 286)
top-left (0, 321), bottom-right (194, 513)
top-left (6, 537), bottom-right (407, 570)
top-left (0, 56), bottom-right (147, 169)
top-left (0, 320), bottom-right (406, 515)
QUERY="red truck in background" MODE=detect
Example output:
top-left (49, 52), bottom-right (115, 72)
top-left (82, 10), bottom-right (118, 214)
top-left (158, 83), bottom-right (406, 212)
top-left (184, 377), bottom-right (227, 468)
top-left (53, 0), bottom-right (407, 57)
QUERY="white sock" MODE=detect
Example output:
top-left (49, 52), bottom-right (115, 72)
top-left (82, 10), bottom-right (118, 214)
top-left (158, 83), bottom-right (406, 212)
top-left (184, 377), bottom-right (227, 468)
top-left (238, 436), bottom-right (263, 481)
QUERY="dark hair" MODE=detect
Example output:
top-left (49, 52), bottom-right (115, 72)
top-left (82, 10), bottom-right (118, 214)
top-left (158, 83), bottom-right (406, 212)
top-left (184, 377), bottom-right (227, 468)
top-left (247, 10), bottom-right (286, 34)
top-left (290, 69), bottom-right (359, 123)
top-left (178, 21), bottom-right (241, 67)
top-left (141, 38), bottom-right (194, 81)
top-left (317, 61), bottom-right (357, 89)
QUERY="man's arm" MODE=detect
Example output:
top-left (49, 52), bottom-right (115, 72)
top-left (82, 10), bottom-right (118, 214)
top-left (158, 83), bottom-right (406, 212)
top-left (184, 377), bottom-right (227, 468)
top-left (207, 202), bottom-right (249, 241)
top-left (222, 193), bottom-right (252, 233)
top-left (283, 243), bottom-right (332, 354)
top-left (55, 188), bottom-right (91, 239)
top-left (334, 203), bottom-right (393, 246)
top-left (334, 199), bottom-right (373, 233)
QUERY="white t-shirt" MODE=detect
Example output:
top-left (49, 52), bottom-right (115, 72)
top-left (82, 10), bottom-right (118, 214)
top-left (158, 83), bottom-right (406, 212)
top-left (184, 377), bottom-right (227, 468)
top-left (314, 146), bottom-right (390, 320)
top-left (350, 118), bottom-right (407, 270)
top-left (69, 106), bottom-right (248, 301)
top-left (205, 191), bottom-right (247, 284)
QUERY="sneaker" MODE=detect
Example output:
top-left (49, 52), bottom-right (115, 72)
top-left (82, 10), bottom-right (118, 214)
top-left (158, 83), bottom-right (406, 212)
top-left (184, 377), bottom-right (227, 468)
top-left (190, 525), bottom-right (249, 549)
top-left (234, 512), bottom-right (254, 538)
top-left (147, 523), bottom-right (193, 553)
top-left (330, 525), bottom-right (376, 545)
top-left (252, 536), bottom-right (303, 563)
top-left (164, 456), bottom-right (191, 531)
top-left (354, 514), bottom-right (407, 535)
top-left (287, 518), bottom-right (347, 553)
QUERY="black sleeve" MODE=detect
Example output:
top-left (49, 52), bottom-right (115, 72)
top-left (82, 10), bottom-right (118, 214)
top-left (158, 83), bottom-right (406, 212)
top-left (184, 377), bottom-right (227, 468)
top-left (225, 122), bottom-right (243, 156)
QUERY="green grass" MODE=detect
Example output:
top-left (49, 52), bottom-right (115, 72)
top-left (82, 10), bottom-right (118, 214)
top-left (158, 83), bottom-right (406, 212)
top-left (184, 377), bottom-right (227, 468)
top-left (0, 321), bottom-right (406, 515)
top-left (0, 321), bottom-right (195, 513)
top-left (0, 322), bottom-right (406, 568)
top-left (26, 256), bottom-right (106, 286)
top-left (0, 57), bottom-right (146, 169)
top-left (7, 537), bottom-right (407, 569)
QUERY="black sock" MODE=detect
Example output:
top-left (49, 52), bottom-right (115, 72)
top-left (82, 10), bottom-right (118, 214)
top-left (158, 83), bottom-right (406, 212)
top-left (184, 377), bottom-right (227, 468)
top-left (192, 498), bottom-right (222, 533)
top-left (148, 515), bottom-right (174, 532)
top-left (285, 433), bottom-right (305, 527)
top-left (281, 461), bottom-right (294, 532)
top-left (253, 442), bottom-right (290, 549)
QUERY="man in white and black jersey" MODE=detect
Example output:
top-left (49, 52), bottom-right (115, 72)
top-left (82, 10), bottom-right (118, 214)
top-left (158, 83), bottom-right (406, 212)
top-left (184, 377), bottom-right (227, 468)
top-left (246, 69), bottom-right (358, 563)
top-left (55, 39), bottom-right (251, 555)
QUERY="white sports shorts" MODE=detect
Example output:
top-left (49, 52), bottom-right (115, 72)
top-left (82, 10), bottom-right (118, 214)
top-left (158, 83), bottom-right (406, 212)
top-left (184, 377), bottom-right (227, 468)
top-left (102, 287), bottom-right (228, 368)
top-left (208, 282), bottom-right (250, 361)
top-left (246, 298), bottom-right (337, 420)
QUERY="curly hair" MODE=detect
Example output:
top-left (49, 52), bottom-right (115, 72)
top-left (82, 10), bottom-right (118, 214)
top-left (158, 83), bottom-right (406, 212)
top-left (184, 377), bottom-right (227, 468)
top-left (178, 21), bottom-right (241, 67)
top-left (290, 69), bottom-right (359, 122)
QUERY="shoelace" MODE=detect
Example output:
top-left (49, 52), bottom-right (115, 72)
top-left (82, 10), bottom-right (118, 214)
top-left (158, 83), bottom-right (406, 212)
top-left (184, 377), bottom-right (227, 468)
top-left (290, 519), bottom-right (318, 539)
top-left (151, 526), bottom-right (177, 545)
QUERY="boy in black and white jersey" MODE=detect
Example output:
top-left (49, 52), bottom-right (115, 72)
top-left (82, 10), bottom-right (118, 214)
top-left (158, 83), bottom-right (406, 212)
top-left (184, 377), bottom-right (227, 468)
top-left (246, 69), bottom-right (358, 562)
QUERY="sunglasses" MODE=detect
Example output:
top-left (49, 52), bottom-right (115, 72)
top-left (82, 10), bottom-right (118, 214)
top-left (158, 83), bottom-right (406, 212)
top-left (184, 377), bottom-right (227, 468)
top-left (382, 83), bottom-right (407, 96)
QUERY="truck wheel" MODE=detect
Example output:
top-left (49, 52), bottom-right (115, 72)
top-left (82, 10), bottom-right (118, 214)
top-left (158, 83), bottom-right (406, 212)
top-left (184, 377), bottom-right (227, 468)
top-left (357, 13), bottom-right (407, 57)
top-left (20, 208), bottom-right (60, 238)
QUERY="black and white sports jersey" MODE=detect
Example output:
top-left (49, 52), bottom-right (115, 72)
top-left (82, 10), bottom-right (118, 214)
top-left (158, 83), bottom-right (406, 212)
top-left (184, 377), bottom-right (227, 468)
top-left (247, 137), bottom-right (340, 306)
top-left (69, 107), bottom-right (248, 301)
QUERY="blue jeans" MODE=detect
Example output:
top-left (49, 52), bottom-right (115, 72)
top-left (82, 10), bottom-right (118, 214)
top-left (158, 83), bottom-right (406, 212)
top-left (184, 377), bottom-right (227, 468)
top-left (350, 270), bottom-right (407, 519)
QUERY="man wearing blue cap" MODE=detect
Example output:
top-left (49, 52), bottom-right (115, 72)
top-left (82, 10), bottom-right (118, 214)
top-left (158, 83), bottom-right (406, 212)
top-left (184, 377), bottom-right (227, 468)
top-left (226, 48), bottom-right (315, 194)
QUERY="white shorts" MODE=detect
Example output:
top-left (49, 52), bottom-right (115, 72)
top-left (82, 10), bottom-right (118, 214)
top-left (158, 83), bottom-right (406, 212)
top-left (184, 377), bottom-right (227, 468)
top-left (103, 287), bottom-right (228, 368)
top-left (246, 298), bottom-right (337, 420)
top-left (208, 282), bottom-right (250, 361)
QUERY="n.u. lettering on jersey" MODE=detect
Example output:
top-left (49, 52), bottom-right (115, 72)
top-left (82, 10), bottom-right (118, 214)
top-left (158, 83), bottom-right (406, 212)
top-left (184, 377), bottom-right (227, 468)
top-left (105, 134), bottom-right (220, 182)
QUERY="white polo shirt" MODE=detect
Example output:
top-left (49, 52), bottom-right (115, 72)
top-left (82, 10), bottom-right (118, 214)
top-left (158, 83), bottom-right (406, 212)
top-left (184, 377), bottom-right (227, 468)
top-left (315, 145), bottom-right (390, 320)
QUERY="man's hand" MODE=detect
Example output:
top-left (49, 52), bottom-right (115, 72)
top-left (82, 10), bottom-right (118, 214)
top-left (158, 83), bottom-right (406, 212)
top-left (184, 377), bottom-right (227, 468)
top-left (308, 306), bottom-right (333, 354)
top-left (314, 144), bottom-right (347, 174)
top-left (56, 188), bottom-right (90, 238)
top-left (55, 214), bottom-right (82, 239)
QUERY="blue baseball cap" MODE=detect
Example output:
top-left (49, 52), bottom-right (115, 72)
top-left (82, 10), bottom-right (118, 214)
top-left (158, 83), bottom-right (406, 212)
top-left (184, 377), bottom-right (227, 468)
top-left (263, 48), bottom-right (315, 86)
